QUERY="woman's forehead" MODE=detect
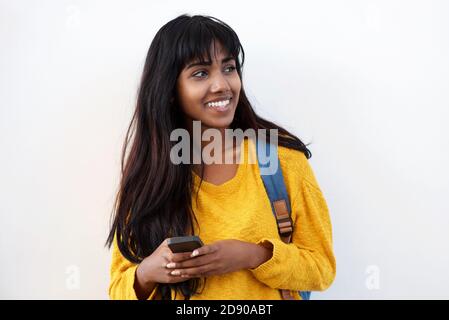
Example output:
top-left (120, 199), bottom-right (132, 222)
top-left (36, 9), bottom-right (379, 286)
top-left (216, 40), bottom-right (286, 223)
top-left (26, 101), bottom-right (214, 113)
top-left (187, 41), bottom-right (232, 63)
top-left (189, 53), bottom-right (232, 65)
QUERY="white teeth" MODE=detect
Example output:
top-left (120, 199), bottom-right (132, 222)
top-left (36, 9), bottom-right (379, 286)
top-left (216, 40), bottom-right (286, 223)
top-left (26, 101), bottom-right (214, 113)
top-left (207, 99), bottom-right (230, 108)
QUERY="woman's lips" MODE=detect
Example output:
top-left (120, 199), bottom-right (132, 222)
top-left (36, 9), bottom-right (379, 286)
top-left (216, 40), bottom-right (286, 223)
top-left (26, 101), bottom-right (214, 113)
top-left (205, 98), bottom-right (232, 112)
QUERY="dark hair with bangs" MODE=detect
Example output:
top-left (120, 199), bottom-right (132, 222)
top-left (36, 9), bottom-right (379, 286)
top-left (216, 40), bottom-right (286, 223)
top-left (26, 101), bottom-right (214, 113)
top-left (106, 13), bottom-right (311, 300)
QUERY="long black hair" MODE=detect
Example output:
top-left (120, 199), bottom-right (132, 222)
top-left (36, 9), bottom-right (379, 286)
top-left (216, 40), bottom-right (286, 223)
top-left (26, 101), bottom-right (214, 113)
top-left (106, 14), bottom-right (312, 300)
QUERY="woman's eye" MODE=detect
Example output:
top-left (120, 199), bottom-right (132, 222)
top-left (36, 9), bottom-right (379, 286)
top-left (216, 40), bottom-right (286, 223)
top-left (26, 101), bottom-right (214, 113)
top-left (192, 66), bottom-right (236, 78)
top-left (225, 66), bottom-right (236, 73)
top-left (193, 70), bottom-right (207, 78)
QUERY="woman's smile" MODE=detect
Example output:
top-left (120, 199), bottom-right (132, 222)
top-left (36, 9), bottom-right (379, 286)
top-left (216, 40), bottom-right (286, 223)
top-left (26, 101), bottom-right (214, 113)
top-left (204, 97), bottom-right (232, 113)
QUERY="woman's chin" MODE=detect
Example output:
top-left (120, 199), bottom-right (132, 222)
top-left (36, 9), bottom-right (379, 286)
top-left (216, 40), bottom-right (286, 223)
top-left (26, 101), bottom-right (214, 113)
top-left (201, 117), bottom-right (234, 130)
top-left (201, 105), bottom-right (236, 129)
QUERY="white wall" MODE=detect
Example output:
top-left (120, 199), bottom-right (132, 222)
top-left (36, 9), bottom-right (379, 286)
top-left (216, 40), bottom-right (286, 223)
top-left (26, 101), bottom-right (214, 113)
top-left (1, 0), bottom-right (448, 299)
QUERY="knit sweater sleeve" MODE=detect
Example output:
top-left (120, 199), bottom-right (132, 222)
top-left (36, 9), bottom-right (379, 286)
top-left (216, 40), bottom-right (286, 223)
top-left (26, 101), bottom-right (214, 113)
top-left (109, 236), bottom-right (159, 300)
top-left (249, 155), bottom-right (336, 291)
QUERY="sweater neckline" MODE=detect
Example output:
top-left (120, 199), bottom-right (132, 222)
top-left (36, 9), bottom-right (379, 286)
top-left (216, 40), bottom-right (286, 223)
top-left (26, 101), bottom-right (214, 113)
top-left (192, 138), bottom-right (249, 194)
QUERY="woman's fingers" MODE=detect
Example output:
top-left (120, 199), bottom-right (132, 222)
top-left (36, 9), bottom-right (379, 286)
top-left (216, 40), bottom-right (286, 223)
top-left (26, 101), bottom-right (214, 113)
top-left (190, 244), bottom-right (218, 258)
top-left (170, 264), bottom-right (213, 277)
top-left (165, 244), bottom-right (219, 269)
top-left (164, 268), bottom-right (192, 283)
top-left (162, 250), bottom-right (194, 263)
top-left (166, 254), bottom-right (212, 269)
top-left (170, 252), bottom-right (194, 262)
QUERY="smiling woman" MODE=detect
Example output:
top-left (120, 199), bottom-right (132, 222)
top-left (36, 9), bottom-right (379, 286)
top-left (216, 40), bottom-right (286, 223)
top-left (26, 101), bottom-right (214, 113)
top-left (176, 40), bottom-right (241, 130)
top-left (106, 14), bottom-right (336, 300)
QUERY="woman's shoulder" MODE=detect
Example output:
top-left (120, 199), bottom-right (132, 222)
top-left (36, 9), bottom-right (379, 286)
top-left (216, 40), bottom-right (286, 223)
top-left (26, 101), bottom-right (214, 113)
top-left (277, 144), bottom-right (320, 190)
top-left (277, 144), bottom-right (309, 173)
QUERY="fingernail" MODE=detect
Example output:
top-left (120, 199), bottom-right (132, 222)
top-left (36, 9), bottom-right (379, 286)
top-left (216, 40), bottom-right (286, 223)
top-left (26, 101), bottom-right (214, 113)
top-left (171, 270), bottom-right (180, 276)
top-left (191, 250), bottom-right (199, 257)
top-left (166, 262), bottom-right (176, 268)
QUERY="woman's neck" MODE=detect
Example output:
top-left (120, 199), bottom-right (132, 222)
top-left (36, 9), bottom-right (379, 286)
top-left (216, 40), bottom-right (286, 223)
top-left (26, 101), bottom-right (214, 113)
top-left (185, 122), bottom-right (240, 179)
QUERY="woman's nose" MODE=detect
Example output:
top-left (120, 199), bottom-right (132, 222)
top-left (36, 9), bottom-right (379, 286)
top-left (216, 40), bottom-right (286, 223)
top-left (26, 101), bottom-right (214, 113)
top-left (210, 72), bottom-right (231, 92)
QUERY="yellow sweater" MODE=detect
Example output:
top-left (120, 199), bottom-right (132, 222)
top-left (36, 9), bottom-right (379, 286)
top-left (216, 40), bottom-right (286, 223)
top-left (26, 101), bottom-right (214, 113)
top-left (109, 138), bottom-right (336, 300)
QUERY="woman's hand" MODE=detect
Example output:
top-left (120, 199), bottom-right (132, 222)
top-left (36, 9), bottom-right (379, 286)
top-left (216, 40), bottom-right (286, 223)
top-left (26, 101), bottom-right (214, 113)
top-left (165, 239), bottom-right (273, 279)
top-left (136, 239), bottom-right (195, 286)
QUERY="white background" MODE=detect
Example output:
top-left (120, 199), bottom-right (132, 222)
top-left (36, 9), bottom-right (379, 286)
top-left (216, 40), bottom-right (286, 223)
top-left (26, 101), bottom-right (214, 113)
top-left (1, 0), bottom-right (448, 299)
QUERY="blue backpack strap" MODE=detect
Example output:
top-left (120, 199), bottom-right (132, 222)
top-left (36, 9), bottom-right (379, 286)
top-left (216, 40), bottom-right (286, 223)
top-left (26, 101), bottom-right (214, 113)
top-left (256, 139), bottom-right (293, 242)
top-left (256, 138), bottom-right (311, 301)
top-left (299, 291), bottom-right (311, 300)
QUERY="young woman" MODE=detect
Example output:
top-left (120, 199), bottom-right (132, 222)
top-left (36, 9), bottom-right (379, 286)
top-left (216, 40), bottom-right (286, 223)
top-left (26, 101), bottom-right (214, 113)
top-left (107, 14), bottom-right (336, 300)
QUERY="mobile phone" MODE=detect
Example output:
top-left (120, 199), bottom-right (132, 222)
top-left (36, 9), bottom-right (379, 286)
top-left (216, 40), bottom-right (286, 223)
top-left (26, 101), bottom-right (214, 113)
top-left (167, 236), bottom-right (204, 253)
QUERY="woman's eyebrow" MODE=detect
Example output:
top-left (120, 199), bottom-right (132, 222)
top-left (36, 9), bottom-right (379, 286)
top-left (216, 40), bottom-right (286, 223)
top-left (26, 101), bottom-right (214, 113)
top-left (186, 56), bottom-right (235, 70)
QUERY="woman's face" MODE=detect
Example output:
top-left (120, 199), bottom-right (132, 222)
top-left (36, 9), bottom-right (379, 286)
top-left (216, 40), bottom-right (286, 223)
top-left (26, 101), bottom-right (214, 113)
top-left (176, 41), bottom-right (241, 131)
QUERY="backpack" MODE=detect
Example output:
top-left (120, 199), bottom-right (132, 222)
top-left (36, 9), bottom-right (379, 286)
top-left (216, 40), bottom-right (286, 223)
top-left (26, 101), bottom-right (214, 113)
top-left (255, 139), bottom-right (311, 301)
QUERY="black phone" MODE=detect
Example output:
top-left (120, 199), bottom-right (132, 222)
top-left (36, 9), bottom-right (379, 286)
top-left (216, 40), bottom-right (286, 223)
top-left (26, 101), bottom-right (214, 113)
top-left (167, 236), bottom-right (204, 253)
